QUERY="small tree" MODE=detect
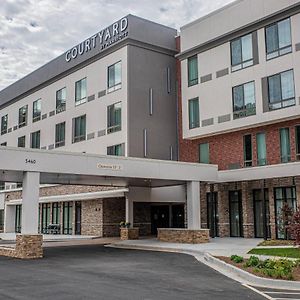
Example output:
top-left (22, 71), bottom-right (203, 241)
top-left (277, 203), bottom-right (294, 240)
top-left (287, 210), bottom-right (300, 245)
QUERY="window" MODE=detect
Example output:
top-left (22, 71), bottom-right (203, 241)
top-left (52, 203), bottom-right (61, 226)
top-left (0, 182), bottom-right (5, 190)
top-left (188, 98), bottom-right (199, 129)
top-left (233, 81), bottom-right (256, 119)
top-left (243, 134), bottom-right (252, 167)
top-left (267, 70), bottom-right (295, 110)
top-left (0, 142), bottom-right (7, 146)
top-left (266, 18), bottom-right (292, 60)
top-left (75, 78), bottom-right (87, 105)
top-left (256, 133), bottom-right (267, 166)
top-left (63, 202), bottom-right (73, 235)
top-left (296, 126), bottom-right (300, 160)
top-left (280, 128), bottom-right (291, 163)
top-left (72, 115), bottom-right (86, 143)
top-left (188, 56), bottom-right (198, 86)
top-left (56, 87), bottom-right (66, 113)
top-left (18, 136), bottom-right (26, 148)
top-left (55, 122), bottom-right (65, 148)
top-left (107, 102), bottom-right (121, 134)
top-left (107, 144), bottom-right (124, 156)
top-left (231, 33), bottom-right (253, 71)
top-left (274, 187), bottom-right (296, 239)
top-left (108, 61), bottom-right (121, 93)
top-left (0, 209), bottom-right (4, 231)
top-left (30, 131), bottom-right (40, 149)
top-left (18, 105), bottom-right (28, 128)
top-left (199, 143), bottom-right (209, 164)
top-left (32, 99), bottom-right (41, 122)
top-left (1, 114), bottom-right (8, 135)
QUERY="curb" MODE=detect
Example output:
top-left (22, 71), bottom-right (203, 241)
top-left (108, 243), bottom-right (300, 290)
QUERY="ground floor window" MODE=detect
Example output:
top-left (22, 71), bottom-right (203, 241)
top-left (41, 203), bottom-right (51, 233)
top-left (229, 191), bottom-right (243, 237)
top-left (253, 189), bottom-right (271, 238)
top-left (15, 205), bottom-right (22, 233)
top-left (0, 209), bottom-right (4, 231)
top-left (207, 192), bottom-right (218, 237)
top-left (274, 187), bottom-right (297, 239)
top-left (63, 202), bottom-right (73, 235)
top-left (75, 202), bottom-right (81, 235)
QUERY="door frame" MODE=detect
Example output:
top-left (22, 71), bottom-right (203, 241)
top-left (229, 190), bottom-right (243, 237)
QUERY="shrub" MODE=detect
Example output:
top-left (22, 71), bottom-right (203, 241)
top-left (287, 210), bottom-right (300, 245)
top-left (230, 255), bottom-right (244, 263)
top-left (244, 256), bottom-right (260, 267)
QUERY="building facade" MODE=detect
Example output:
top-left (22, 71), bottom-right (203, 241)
top-left (178, 0), bottom-right (300, 239)
top-left (0, 15), bottom-right (185, 236)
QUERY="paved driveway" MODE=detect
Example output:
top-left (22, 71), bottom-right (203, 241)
top-left (0, 245), bottom-right (264, 300)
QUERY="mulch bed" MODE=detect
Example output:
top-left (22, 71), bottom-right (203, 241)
top-left (217, 256), bottom-right (300, 281)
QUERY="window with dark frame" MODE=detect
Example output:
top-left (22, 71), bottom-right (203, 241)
top-left (280, 128), bottom-right (291, 163)
top-left (107, 102), bottom-right (121, 134)
top-left (243, 134), bottom-right (252, 167)
top-left (266, 18), bottom-right (292, 60)
top-left (232, 81), bottom-right (256, 119)
top-left (1, 114), bottom-right (8, 135)
top-left (231, 33), bottom-right (254, 72)
top-left (18, 136), bottom-right (26, 148)
top-left (107, 144), bottom-right (124, 156)
top-left (32, 99), bottom-right (42, 122)
top-left (55, 122), bottom-right (66, 148)
top-left (108, 61), bottom-right (121, 93)
top-left (30, 130), bottom-right (40, 149)
top-left (199, 143), bottom-right (209, 164)
top-left (296, 126), bottom-right (300, 160)
top-left (72, 115), bottom-right (86, 143)
top-left (56, 87), bottom-right (66, 113)
top-left (18, 105), bottom-right (28, 128)
top-left (188, 98), bottom-right (200, 129)
top-left (256, 133), bottom-right (267, 166)
top-left (188, 56), bottom-right (198, 86)
top-left (75, 78), bottom-right (87, 105)
top-left (267, 70), bottom-right (295, 110)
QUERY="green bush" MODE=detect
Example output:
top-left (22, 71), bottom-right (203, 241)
top-left (230, 255), bottom-right (244, 263)
top-left (244, 256), bottom-right (260, 267)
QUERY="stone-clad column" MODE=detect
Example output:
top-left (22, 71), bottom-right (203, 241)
top-left (187, 181), bottom-right (201, 229)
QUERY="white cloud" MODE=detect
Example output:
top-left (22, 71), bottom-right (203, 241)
top-left (0, 0), bottom-right (235, 90)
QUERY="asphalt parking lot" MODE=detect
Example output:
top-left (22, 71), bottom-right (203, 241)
top-left (0, 244), bottom-right (265, 300)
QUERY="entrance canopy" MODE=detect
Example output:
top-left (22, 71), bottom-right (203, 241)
top-left (0, 147), bottom-right (218, 187)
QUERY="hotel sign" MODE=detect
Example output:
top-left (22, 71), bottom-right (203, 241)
top-left (65, 17), bottom-right (129, 62)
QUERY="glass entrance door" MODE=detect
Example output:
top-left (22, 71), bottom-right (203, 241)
top-left (207, 192), bottom-right (219, 237)
top-left (229, 191), bottom-right (243, 237)
top-left (75, 202), bottom-right (81, 235)
top-left (15, 205), bottom-right (22, 233)
top-left (253, 189), bottom-right (271, 238)
top-left (151, 205), bottom-right (170, 235)
top-left (63, 202), bottom-right (73, 235)
top-left (172, 205), bottom-right (184, 228)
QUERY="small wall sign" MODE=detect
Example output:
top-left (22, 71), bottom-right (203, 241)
top-left (97, 163), bottom-right (123, 171)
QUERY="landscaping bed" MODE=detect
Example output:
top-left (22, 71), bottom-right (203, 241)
top-left (248, 247), bottom-right (300, 258)
top-left (217, 255), bottom-right (300, 281)
top-left (258, 240), bottom-right (294, 247)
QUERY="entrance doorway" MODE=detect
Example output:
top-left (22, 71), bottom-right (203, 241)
top-left (172, 205), bottom-right (185, 228)
top-left (207, 192), bottom-right (219, 237)
top-left (75, 201), bottom-right (81, 235)
top-left (151, 205), bottom-right (169, 235)
top-left (229, 191), bottom-right (243, 237)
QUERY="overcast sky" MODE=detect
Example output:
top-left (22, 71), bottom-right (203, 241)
top-left (0, 0), bottom-right (235, 91)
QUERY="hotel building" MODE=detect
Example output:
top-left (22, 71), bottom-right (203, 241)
top-left (178, 0), bottom-right (300, 239)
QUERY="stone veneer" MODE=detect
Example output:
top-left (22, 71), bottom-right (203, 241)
top-left (157, 228), bottom-right (210, 244)
top-left (120, 228), bottom-right (139, 240)
top-left (0, 235), bottom-right (43, 259)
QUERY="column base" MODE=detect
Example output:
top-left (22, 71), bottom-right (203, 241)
top-left (0, 234), bottom-right (43, 259)
top-left (120, 228), bottom-right (139, 240)
top-left (157, 228), bottom-right (210, 244)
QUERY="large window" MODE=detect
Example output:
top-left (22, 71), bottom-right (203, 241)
top-left (296, 126), bottom-right (300, 160)
top-left (267, 70), bottom-right (295, 110)
top-left (63, 202), bottom-right (73, 235)
top-left (243, 134), bottom-right (252, 167)
top-left (107, 102), bottom-right (121, 134)
top-left (256, 133), bottom-right (267, 166)
top-left (18, 105), bottom-right (28, 128)
top-left (30, 131), bottom-right (40, 149)
top-left (72, 115), bottom-right (86, 143)
top-left (56, 87), bottom-right (66, 113)
top-left (233, 81), bottom-right (256, 119)
top-left (1, 114), bottom-right (8, 135)
top-left (188, 56), bottom-right (198, 86)
top-left (18, 136), bottom-right (26, 148)
top-left (52, 202), bottom-right (61, 226)
top-left (108, 61), bottom-right (121, 93)
top-left (266, 18), bottom-right (292, 60)
top-left (231, 33), bottom-right (253, 71)
top-left (55, 122), bottom-right (66, 148)
top-left (107, 144), bottom-right (124, 156)
top-left (199, 143), bottom-right (209, 164)
top-left (32, 99), bottom-right (41, 122)
top-left (280, 128), bottom-right (291, 163)
top-left (188, 98), bottom-right (199, 129)
top-left (75, 78), bottom-right (87, 105)
top-left (41, 203), bottom-right (51, 234)
top-left (274, 187), bottom-right (296, 239)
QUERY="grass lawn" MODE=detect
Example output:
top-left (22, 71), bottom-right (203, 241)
top-left (248, 247), bottom-right (300, 258)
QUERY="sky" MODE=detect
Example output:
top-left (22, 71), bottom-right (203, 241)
top-left (0, 0), bottom-right (235, 91)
